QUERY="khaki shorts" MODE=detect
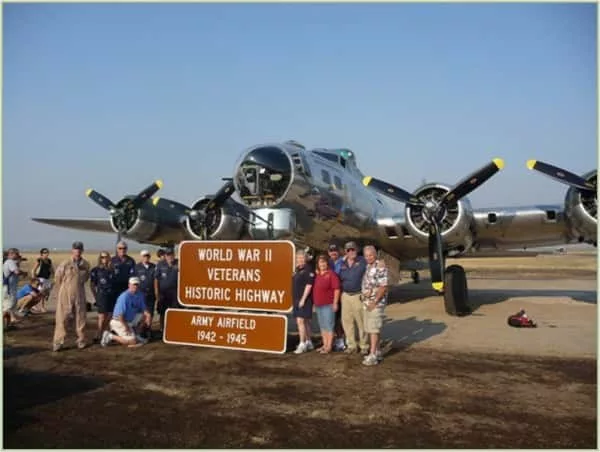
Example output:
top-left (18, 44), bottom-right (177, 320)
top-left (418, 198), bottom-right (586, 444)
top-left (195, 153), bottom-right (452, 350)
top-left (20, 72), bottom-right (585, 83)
top-left (364, 305), bottom-right (385, 334)
top-left (109, 313), bottom-right (143, 339)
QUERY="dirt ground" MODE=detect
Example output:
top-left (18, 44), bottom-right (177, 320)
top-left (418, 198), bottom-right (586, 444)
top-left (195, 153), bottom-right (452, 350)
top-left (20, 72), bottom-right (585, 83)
top-left (3, 253), bottom-right (597, 448)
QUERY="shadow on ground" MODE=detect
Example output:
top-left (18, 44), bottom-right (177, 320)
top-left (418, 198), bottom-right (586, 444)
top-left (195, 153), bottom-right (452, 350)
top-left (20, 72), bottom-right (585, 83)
top-left (388, 279), bottom-right (597, 313)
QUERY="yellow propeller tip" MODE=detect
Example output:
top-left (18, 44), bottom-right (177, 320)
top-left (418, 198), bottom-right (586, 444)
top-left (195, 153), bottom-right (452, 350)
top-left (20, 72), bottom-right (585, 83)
top-left (152, 197), bottom-right (160, 206)
top-left (155, 179), bottom-right (164, 189)
top-left (362, 176), bottom-right (373, 187)
top-left (85, 188), bottom-right (93, 197)
top-left (526, 159), bottom-right (537, 170)
top-left (432, 282), bottom-right (444, 292)
top-left (492, 158), bottom-right (505, 170)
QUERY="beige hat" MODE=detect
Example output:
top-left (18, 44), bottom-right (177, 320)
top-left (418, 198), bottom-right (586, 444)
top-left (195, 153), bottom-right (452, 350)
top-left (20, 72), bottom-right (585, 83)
top-left (129, 276), bottom-right (141, 285)
top-left (140, 249), bottom-right (151, 257)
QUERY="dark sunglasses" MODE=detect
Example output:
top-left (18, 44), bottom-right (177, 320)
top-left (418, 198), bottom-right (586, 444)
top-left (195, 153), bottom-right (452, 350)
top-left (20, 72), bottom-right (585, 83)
top-left (346, 248), bottom-right (356, 252)
top-left (117, 247), bottom-right (127, 250)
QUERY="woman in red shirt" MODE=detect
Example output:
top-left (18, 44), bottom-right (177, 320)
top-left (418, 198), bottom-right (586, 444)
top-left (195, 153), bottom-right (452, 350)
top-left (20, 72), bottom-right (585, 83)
top-left (312, 254), bottom-right (341, 353)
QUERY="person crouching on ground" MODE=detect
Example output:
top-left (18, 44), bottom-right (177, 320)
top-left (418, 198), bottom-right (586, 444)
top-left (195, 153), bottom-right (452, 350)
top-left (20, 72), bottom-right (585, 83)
top-left (292, 249), bottom-right (315, 354)
top-left (312, 254), bottom-right (341, 354)
top-left (101, 277), bottom-right (151, 347)
top-left (90, 252), bottom-right (116, 343)
top-left (15, 277), bottom-right (43, 316)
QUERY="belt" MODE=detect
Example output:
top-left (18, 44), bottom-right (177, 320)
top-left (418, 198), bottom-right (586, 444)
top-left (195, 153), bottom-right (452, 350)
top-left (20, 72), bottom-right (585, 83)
top-left (344, 291), bottom-right (361, 296)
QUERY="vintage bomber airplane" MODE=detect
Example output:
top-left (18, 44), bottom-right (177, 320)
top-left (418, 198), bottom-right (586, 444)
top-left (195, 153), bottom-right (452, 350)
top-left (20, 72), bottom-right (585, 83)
top-left (32, 141), bottom-right (597, 316)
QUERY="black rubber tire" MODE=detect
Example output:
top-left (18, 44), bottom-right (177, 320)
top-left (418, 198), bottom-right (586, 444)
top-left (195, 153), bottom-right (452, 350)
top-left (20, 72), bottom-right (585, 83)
top-left (443, 264), bottom-right (471, 316)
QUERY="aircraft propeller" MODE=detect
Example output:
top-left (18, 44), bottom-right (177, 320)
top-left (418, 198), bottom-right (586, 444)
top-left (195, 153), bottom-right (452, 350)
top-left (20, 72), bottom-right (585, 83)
top-left (85, 180), bottom-right (163, 235)
top-left (526, 160), bottom-right (596, 192)
top-left (153, 179), bottom-right (235, 240)
top-left (363, 158), bottom-right (505, 292)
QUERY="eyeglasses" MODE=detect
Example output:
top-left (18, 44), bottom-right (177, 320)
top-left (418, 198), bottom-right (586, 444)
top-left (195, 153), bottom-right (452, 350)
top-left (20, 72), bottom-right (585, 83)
top-left (346, 248), bottom-right (356, 252)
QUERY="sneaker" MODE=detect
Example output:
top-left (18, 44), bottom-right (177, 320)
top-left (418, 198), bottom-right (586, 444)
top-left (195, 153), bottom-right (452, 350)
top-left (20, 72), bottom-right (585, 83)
top-left (294, 342), bottom-right (307, 354)
top-left (362, 353), bottom-right (379, 366)
top-left (344, 347), bottom-right (358, 354)
top-left (52, 343), bottom-right (63, 352)
top-left (100, 330), bottom-right (112, 347)
top-left (77, 342), bottom-right (87, 350)
top-left (360, 348), bottom-right (370, 356)
top-left (304, 341), bottom-right (315, 351)
top-left (334, 338), bottom-right (346, 351)
top-left (135, 334), bottom-right (148, 345)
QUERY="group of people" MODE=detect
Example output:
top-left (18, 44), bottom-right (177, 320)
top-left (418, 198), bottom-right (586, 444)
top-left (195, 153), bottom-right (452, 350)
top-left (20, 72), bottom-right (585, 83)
top-left (2, 247), bottom-right (53, 327)
top-left (292, 241), bottom-right (389, 366)
top-left (3, 239), bottom-right (389, 364)
top-left (3, 241), bottom-right (181, 351)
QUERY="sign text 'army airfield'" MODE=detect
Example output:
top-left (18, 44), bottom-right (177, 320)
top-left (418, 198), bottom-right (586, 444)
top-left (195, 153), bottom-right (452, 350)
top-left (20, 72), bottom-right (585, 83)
top-left (164, 309), bottom-right (288, 354)
top-left (177, 240), bottom-right (295, 312)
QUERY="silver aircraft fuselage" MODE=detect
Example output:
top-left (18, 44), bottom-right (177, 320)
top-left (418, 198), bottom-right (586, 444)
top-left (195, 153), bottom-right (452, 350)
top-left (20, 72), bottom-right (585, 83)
top-left (230, 142), bottom-right (594, 261)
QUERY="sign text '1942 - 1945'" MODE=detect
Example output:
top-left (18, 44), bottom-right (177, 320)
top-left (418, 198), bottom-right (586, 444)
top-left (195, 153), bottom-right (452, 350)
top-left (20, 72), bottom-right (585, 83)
top-left (163, 308), bottom-right (288, 354)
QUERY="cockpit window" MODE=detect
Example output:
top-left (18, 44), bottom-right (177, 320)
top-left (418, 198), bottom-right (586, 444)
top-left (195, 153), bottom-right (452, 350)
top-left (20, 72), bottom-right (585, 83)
top-left (313, 150), bottom-right (339, 164)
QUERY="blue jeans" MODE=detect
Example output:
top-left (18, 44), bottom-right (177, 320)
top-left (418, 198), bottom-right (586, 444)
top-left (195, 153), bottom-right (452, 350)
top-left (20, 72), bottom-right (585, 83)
top-left (315, 304), bottom-right (335, 333)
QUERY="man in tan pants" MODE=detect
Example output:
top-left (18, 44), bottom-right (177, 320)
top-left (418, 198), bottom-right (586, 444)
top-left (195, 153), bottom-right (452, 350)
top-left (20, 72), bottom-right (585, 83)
top-left (338, 241), bottom-right (369, 354)
top-left (52, 241), bottom-right (91, 352)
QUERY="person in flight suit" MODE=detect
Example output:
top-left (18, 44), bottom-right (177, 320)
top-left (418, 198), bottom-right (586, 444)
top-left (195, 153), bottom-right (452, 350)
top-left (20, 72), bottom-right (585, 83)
top-left (52, 241), bottom-right (91, 352)
top-left (135, 249), bottom-right (156, 339)
top-left (155, 248), bottom-right (179, 333)
top-left (111, 241), bottom-right (136, 297)
top-left (90, 251), bottom-right (116, 343)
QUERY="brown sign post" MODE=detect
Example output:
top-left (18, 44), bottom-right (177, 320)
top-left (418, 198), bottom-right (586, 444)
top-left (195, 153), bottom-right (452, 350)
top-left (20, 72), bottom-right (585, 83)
top-left (177, 240), bottom-right (295, 312)
top-left (164, 308), bottom-right (288, 354)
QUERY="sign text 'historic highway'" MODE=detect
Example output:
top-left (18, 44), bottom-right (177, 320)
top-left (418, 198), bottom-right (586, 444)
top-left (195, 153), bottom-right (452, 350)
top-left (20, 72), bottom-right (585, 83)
top-left (177, 240), bottom-right (294, 312)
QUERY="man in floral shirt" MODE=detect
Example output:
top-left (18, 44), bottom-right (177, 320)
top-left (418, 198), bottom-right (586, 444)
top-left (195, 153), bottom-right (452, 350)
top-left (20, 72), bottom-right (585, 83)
top-left (360, 245), bottom-right (388, 366)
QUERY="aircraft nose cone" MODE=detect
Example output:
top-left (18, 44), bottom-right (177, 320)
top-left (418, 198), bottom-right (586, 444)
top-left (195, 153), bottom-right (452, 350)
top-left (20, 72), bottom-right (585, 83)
top-left (234, 145), bottom-right (293, 207)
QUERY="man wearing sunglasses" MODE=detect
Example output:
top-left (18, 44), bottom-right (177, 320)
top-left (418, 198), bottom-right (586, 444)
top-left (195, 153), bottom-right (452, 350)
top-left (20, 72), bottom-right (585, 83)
top-left (339, 241), bottom-right (368, 355)
top-left (111, 241), bottom-right (136, 298)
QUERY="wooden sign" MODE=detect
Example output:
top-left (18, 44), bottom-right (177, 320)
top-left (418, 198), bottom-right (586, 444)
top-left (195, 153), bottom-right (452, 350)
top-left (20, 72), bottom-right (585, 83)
top-left (163, 308), bottom-right (288, 354)
top-left (177, 240), bottom-right (294, 312)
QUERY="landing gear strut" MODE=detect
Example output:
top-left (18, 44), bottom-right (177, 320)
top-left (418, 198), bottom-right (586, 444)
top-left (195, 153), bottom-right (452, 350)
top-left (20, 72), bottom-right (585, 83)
top-left (411, 270), bottom-right (420, 284)
top-left (441, 264), bottom-right (471, 316)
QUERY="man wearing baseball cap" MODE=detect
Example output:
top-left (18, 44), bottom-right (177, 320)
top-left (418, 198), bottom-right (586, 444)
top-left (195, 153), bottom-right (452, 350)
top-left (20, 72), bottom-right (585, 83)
top-left (135, 250), bottom-right (157, 338)
top-left (154, 248), bottom-right (179, 333)
top-left (101, 276), bottom-right (152, 347)
top-left (52, 241), bottom-right (91, 352)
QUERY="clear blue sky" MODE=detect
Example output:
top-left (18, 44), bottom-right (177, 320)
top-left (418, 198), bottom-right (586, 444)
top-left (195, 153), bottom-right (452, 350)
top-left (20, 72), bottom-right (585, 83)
top-left (3, 2), bottom-right (597, 249)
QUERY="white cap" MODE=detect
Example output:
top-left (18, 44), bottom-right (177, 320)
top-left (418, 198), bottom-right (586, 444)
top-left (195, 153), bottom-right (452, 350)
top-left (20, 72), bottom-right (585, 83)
top-left (129, 276), bottom-right (141, 285)
top-left (140, 249), bottom-right (151, 257)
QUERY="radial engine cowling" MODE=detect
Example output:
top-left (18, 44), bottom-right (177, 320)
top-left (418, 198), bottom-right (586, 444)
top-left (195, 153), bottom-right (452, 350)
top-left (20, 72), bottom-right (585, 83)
top-left (564, 170), bottom-right (597, 245)
top-left (109, 202), bottom-right (158, 242)
top-left (405, 183), bottom-right (476, 252)
top-left (184, 197), bottom-right (246, 240)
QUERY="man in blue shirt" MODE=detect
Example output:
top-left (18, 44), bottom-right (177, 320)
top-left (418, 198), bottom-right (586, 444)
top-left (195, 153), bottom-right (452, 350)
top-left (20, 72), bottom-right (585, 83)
top-left (110, 241), bottom-right (136, 297)
top-left (339, 241), bottom-right (368, 354)
top-left (154, 249), bottom-right (179, 333)
top-left (101, 277), bottom-right (151, 347)
top-left (15, 277), bottom-right (42, 316)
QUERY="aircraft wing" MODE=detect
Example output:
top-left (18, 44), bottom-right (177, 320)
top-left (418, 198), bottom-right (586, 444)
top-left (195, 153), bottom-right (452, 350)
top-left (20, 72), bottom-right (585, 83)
top-left (31, 217), bottom-right (115, 234)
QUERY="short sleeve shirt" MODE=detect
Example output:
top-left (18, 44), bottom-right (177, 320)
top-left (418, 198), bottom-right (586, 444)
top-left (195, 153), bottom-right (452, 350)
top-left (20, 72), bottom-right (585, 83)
top-left (361, 259), bottom-right (389, 307)
top-left (293, 265), bottom-right (315, 303)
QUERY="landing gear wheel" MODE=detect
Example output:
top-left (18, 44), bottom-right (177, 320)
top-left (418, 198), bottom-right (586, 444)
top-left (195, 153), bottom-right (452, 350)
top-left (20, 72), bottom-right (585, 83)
top-left (443, 264), bottom-right (471, 316)
top-left (411, 270), bottom-right (420, 284)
